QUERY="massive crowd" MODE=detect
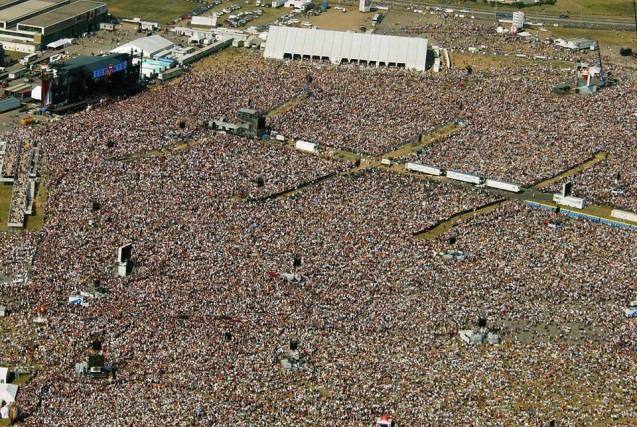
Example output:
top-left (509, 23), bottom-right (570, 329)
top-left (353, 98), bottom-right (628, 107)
top-left (0, 43), bottom-right (636, 426)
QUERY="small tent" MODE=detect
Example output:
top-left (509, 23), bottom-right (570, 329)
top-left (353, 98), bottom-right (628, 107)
top-left (377, 415), bottom-right (394, 426)
top-left (0, 384), bottom-right (18, 404)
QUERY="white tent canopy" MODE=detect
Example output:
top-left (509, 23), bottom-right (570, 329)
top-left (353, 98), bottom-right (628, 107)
top-left (0, 368), bottom-right (7, 384)
top-left (110, 35), bottom-right (175, 58)
top-left (264, 26), bottom-right (428, 71)
top-left (0, 384), bottom-right (18, 404)
top-left (47, 38), bottom-right (73, 50)
top-left (190, 32), bottom-right (205, 43)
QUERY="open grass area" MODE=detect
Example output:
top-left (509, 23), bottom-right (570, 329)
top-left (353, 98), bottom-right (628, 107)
top-left (0, 181), bottom-right (46, 231)
top-left (416, 199), bottom-right (507, 239)
top-left (451, 52), bottom-right (572, 71)
top-left (196, 1), bottom-right (288, 28)
top-left (547, 26), bottom-right (637, 48)
top-left (24, 179), bottom-right (46, 231)
top-left (384, 124), bottom-right (461, 158)
top-left (307, 6), bottom-right (370, 31)
top-left (0, 183), bottom-right (12, 230)
top-left (420, 0), bottom-right (636, 20)
top-left (104, 0), bottom-right (194, 23)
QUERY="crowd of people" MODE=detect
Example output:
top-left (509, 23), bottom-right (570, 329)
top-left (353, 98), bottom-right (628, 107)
top-left (1, 129), bottom-right (39, 226)
top-left (0, 44), bottom-right (636, 426)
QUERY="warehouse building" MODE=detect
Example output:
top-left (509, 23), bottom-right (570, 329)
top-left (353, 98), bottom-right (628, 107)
top-left (0, 0), bottom-right (106, 50)
top-left (18, 0), bottom-right (107, 45)
top-left (264, 26), bottom-right (429, 71)
top-left (0, 0), bottom-right (68, 29)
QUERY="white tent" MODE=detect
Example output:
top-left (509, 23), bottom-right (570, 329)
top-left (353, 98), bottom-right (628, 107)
top-left (46, 38), bottom-right (73, 50)
top-left (281, 273), bottom-right (302, 283)
top-left (264, 26), bottom-right (429, 71)
top-left (191, 15), bottom-right (217, 27)
top-left (0, 384), bottom-right (18, 404)
top-left (189, 32), bottom-right (205, 43)
top-left (110, 35), bottom-right (175, 58)
top-left (0, 368), bottom-right (7, 384)
top-left (0, 405), bottom-right (8, 419)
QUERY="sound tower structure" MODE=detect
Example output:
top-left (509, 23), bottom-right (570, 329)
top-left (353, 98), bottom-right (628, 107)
top-left (236, 108), bottom-right (266, 137)
top-left (117, 243), bottom-right (133, 277)
top-left (289, 340), bottom-right (298, 351)
top-left (478, 317), bottom-right (487, 328)
top-left (562, 182), bottom-right (572, 197)
top-left (224, 332), bottom-right (233, 342)
top-left (293, 255), bottom-right (301, 267)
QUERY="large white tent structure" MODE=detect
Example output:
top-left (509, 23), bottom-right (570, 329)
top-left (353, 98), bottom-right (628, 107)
top-left (264, 26), bottom-right (428, 71)
top-left (110, 35), bottom-right (175, 58)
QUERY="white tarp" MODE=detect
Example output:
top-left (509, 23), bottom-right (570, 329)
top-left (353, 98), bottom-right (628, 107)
top-left (295, 140), bottom-right (318, 153)
top-left (0, 384), bottom-right (18, 404)
top-left (281, 273), bottom-right (302, 283)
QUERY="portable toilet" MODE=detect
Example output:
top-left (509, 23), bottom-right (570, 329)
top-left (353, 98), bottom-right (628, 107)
top-left (321, 1), bottom-right (328, 11)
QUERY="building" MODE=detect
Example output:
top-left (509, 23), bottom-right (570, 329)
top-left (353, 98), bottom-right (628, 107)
top-left (264, 26), bottom-right (429, 71)
top-left (0, 0), bottom-right (106, 51)
top-left (359, 0), bottom-right (370, 12)
top-left (110, 34), bottom-right (175, 58)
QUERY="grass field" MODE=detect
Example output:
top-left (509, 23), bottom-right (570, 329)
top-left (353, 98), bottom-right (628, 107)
top-left (307, 6), bottom-right (370, 31)
top-left (421, 0), bottom-right (636, 20)
top-left (0, 183), bottom-right (12, 229)
top-left (104, 0), bottom-right (194, 23)
top-left (0, 181), bottom-right (45, 231)
top-left (548, 26), bottom-right (637, 48)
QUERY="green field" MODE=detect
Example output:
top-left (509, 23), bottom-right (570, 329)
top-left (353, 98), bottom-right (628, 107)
top-left (104, 0), bottom-right (194, 23)
top-left (0, 183), bottom-right (11, 230)
top-left (422, 0), bottom-right (636, 20)
top-left (548, 26), bottom-right (636, 47)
